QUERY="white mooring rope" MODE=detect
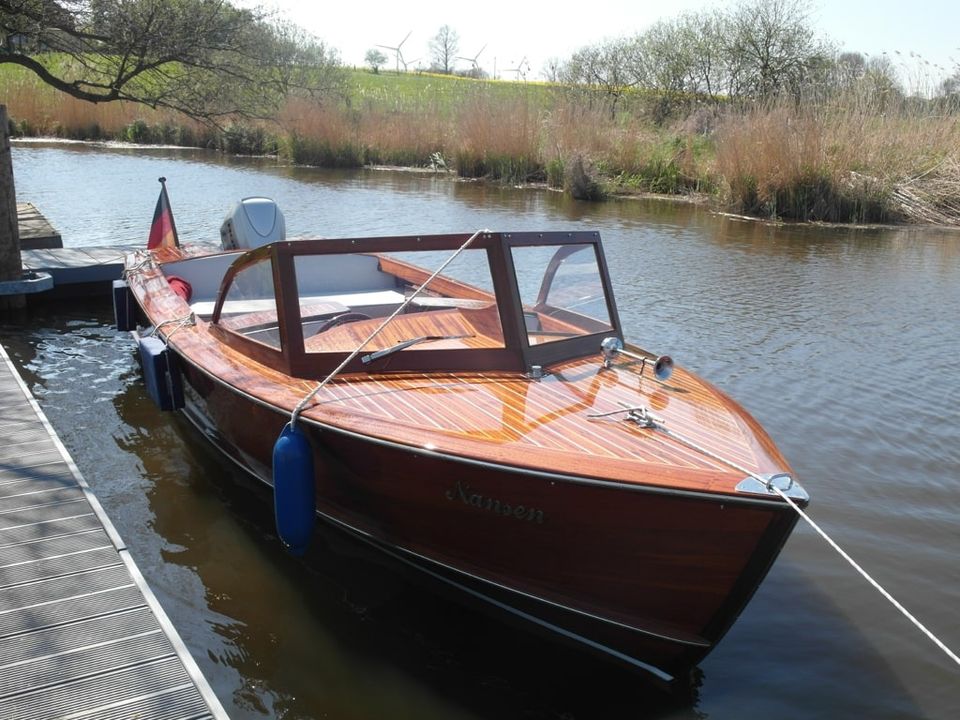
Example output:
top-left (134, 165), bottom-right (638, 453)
top-left (146, 313), bottom-right (196, 343)
top-left (595, 404), bottom-right (960, 670)
top-left (290, 228), bottom-right (489, 428)
top-left (767, 482), bottom-right (960, 667)
top-left (122, 251), bottom-right (154, 279)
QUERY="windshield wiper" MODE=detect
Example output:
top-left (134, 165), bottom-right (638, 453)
top-left (361, 334), bottom-right (473, 365)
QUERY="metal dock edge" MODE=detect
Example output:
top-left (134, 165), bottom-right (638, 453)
top-left (0, 342), bottom-right (229, 720)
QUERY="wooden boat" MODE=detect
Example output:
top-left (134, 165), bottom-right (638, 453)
top-left (119, 199), bottom-right (808, 687)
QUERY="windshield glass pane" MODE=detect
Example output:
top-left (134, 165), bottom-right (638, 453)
top-left (511, 244), bottom-right (613, 345)
top-left (216, 256), bottom-right (281, 349)
top-left (297, 249), bottom-right (504, 356)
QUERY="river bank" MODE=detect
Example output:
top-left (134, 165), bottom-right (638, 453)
top-left (13, 135), bottom-right (960, 237)
top-left (6, 71), bottom-right (959, 231)
top-left (4, 38), bottom-right (960, 226)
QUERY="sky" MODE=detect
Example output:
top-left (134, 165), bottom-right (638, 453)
top-left (256, 0), bottom-right (959, 87)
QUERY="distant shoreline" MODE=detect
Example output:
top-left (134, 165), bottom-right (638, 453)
top-left (11, 136), bottom-right (960, 232)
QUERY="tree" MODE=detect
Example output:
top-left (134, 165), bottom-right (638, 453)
top-left (0, 104), bottom-right (22, 309)
top-left (365, 48), bottom-right (387, 74)
top-left (562, 38), bottom-right (642, 118)
top-left (939, 70), bottom-right (960, 100)
top-left (635, 19), bottom-right (693, 96)
top-left (836, 52), bottom-right (867, 86)
top-left (0, 0), bottom-right (343, 120)
top-left (860, 56), bottom-right (903, 110)
top-left (675, 10), bottom-right (732, 98)
top-left (542, 57), bottom-right (563, 83)
top-left (0, 0), bottom-right (344, 308)
top-left (727, 0), bottom-right (824, 101)
top-left (428, 25), bottom-right (459, 74)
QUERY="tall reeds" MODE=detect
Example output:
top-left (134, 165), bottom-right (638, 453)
top-left (3, 63), bottom-right (958, 224)
top-left (453, 89), bottom-right (542, 181)
top-left (714, 86), bottom-right (960, 223)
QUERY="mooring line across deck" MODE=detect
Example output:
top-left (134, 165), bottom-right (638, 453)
top-left (0, 342), bottom-right (228, 719)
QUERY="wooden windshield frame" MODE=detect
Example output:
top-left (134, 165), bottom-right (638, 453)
top-left (209, 231), bottom-right (623, 379)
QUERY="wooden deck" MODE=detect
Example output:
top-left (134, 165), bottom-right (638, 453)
top-left (0, 343), bottom-right (228, 719)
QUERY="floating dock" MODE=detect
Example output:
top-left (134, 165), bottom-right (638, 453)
top-left (0, 343), bottom-right (228, 719)
top-left (13, 203), bottom-right (130, 296)
top-left (16, 203), bottom-right (62, 250)
top-left (21, 245), bottom-right (132, 290)
top-left (14, 204), bottom-right (219, 297)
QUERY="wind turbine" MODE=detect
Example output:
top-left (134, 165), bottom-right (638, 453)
top-left (506, 56), bottom-right (531, 81)
top-left (456, 44), bottom-right (487, 77)
top-left (376, 31), bottom-right (412, 73)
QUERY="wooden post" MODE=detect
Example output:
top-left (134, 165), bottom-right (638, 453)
top-left (0, 105), bottom-right (25, 310)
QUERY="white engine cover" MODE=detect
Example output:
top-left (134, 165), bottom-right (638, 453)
top-left (220, 197), bottom-right (286, 250)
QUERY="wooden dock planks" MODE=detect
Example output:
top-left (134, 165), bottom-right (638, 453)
top-left (0, 343), bottom-right (228, 720)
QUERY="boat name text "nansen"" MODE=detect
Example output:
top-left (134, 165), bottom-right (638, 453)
top-left (445, 480), bottom-right (545, 524)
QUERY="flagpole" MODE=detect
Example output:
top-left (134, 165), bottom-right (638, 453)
top-left (158, 177), bottom-right (181, 248)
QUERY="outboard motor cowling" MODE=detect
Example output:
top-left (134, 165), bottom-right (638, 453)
top-left (220, 197), bottom-right (286, 250)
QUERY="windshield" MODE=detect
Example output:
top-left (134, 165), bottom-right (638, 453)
top-left (215, 254), bottom-right (282, 349)
top-left (295, 248), bottom-right (505, 357)
top-left (210, 232), bottom-right (618, 377)
top-left (511, 244), bottom-right (614, 346)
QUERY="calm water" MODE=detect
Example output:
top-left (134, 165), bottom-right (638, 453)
top-left (3, 141), bottom-right (959, 719)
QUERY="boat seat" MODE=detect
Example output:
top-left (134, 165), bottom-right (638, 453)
top-left (217, 301), bottom-right (349, 334)
top-left (304, 308), bottom-right (504, 354)
top-left (302, 289), bottom-right (406, 314)
top-left (193, 289), bottom-right (407, 320)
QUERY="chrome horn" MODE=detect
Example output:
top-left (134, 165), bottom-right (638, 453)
top-left (600, 337), bottom-right (674, 381)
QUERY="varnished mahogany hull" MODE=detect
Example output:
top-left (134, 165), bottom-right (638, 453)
top-left (177, 358), bottom-right (799, 685)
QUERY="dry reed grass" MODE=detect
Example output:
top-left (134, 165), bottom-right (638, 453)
top-left (358, 108), bottom-right (447, 166)
top-left (713, 94), bottom-right (960, 223)
top-left (4, 71), bottom-right (205, 142)
top-left (452, 90), bottom-right (542, 179)
top-left (541, 101), bottom-right (617, 165)
top-left (5, 63), bottom-right (958, 224)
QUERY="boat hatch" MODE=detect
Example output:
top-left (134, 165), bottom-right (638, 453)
top-left (206, 232), bottom-right (623, 379)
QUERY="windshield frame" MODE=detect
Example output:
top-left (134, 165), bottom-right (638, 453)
top-left (209, 231), bottom-right (622, 379)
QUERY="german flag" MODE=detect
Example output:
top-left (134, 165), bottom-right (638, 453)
top-left (147, 177), bottom-right (180, 250)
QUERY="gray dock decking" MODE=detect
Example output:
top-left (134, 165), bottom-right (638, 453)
top-left (17, 203), bottom-right (62, 251)
top-left (0, 343), bottom-right (228, 719)
top-left (21, 245), bottom-right (133, 287)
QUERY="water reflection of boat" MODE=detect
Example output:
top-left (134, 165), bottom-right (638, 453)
top-left (121, 198), bottom-right (807, 687)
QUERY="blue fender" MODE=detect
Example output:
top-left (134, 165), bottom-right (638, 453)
top-left (272, 422), bottom-right (316, 555)
top-left (138, 336), bottom-right (184, 411)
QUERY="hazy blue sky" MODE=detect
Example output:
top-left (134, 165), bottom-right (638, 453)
top-left (257, 0), bottom-right (958, 88)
